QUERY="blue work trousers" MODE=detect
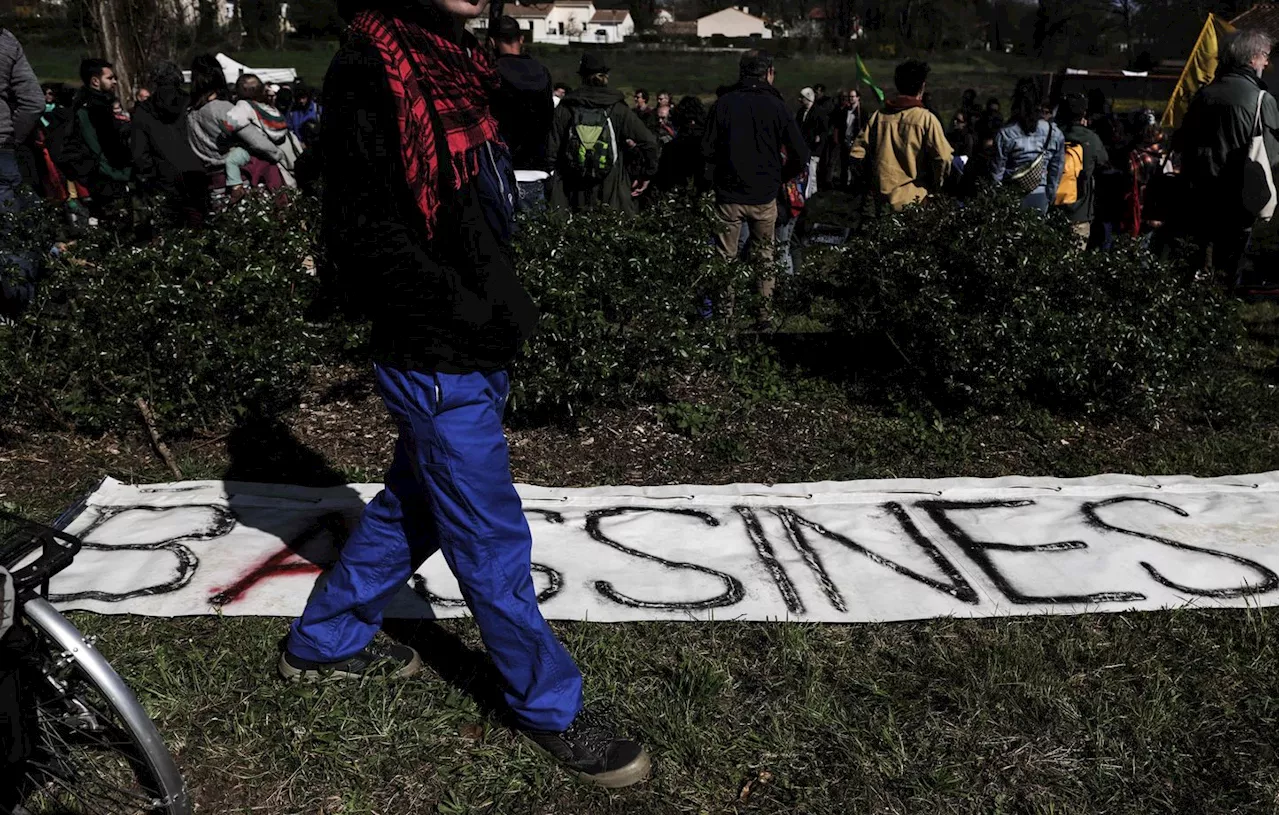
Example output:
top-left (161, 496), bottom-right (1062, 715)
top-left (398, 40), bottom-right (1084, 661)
top-left (287, 365), bottom-right (583, 732)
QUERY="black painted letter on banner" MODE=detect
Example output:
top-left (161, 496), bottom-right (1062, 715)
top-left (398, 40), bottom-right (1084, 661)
top-left (585, 508), bottom-right (745, 610)
top-left (1082, 497), bottom-right (1279, 598)
top-left (920, 499), bottom-right (1146, 605)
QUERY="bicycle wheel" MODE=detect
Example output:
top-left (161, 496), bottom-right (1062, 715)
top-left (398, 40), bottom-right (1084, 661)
top-left (10, 598), bottom-right (190, 815)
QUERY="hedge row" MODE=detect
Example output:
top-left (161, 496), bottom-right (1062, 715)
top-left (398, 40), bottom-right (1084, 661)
top-left (0, 188), bottom-right (1240, 437)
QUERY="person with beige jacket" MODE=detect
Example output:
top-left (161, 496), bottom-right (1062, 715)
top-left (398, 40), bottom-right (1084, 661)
top-left (851, 59), bottom-right (953, 213)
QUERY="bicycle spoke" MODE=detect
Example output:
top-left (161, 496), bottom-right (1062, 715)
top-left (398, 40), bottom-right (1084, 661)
top-left (17, 604), bottom-right (186, 815)
top-left (24, 760), bottom-right (165, 813)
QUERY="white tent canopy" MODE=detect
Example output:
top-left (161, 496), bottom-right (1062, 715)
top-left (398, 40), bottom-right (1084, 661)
top-left (181, 53), bottom-right (298, 87)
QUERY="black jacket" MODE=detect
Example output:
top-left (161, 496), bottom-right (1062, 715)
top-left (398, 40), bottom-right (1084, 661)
top-left (492, 53), bottom-right (553, 171)
top-left (322, 29), bottom-right (537, 374)
top-left (73, 86), bottom-right (131, 196)
top-left (702, 77), bottom-right (809, 206)
top-left (1179, 66), bottom-right (1279, 225)
top-left (130, 86), bottom-right (203, 195)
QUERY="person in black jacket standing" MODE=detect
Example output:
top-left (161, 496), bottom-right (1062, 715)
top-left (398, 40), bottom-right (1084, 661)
top-left (279, 0), bottom-right (649, 790)
top-left (72, 58), bottom-right (132, 218)
top-left (489, 15), bottom-right (553, 211)
top-left (702, 50), bottom-right (808, 303)
top-left (130, 61), bottom-right (208, 227)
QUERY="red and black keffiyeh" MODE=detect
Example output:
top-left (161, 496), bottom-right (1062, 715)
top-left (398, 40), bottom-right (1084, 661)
top-left (350, 9), bottom-right (501, 236)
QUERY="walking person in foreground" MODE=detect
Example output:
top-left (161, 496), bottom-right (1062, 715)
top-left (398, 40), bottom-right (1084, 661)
top-left (279, 0), bottom-right (650, 789)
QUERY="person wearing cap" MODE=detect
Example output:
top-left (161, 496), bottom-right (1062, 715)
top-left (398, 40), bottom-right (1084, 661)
top-left (489, 14), bottom-right (554, 212)
top-left (547, 51), bottom-right (659, 215)
top-left (702, 50), bottom-right (808, 304)
top-left (281, 0), bottom-right (650, 789)
top-left (1054, 93), bottom-right (1108, 248)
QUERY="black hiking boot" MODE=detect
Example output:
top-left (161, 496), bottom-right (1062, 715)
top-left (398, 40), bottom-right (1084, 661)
top-left (278, 641), bottom-right (423, 683)
top-left (524, 707), bottom-right (651, 788)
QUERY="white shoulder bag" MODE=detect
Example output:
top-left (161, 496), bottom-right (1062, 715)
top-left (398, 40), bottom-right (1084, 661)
top-left (1242, 90), bottom-right (1277, 221)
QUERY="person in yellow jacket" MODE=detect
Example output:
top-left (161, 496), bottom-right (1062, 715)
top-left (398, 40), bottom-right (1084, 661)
top-left (851, 59), bottom-right (953, 213)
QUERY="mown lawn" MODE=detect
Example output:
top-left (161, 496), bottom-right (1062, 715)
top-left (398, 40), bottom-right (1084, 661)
top-left (2, 296), bottom-right (1275, 813)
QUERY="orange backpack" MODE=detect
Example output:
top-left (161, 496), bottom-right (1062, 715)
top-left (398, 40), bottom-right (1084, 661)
top-left (1055, 141), bottom-right (1086, 206)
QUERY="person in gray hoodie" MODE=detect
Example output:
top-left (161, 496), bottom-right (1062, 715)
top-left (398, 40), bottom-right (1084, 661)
top-left (0, 27), bottom-right (45, 210)
top-left (186, 54), bottom-right (283, 204)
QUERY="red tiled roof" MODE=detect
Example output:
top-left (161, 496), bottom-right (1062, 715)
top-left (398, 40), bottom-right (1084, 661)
top-left (591, 9), bottom-right (629, 23)
top-left (1230, 3), bottom-right (1277, 31)
top-left (661, 20), bottom-right (696, 34)
top-left (507, 3), bottom-right (553, 18)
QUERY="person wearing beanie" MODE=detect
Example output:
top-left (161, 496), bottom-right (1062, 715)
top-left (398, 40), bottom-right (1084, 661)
top-left (702, 49), bottom-right (809, 321)
top-left (278, 0), bottom-right (650, 790)
top-left (546, 50), bottom-right (659, 214)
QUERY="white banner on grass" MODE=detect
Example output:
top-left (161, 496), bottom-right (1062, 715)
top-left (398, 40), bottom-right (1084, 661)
top-left (48, 474), bottom-right (1279, 623)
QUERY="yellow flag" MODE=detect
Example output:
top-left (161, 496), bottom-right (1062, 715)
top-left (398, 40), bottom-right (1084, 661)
top-left (1162, 13), bottom-right (1235, 130)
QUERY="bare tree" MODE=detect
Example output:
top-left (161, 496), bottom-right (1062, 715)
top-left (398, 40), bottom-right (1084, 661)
top-left (88, 0), bottom-right (194, 101)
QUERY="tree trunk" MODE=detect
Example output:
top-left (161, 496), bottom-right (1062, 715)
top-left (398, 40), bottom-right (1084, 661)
top-left (90, 0), bottom-right (192, 102)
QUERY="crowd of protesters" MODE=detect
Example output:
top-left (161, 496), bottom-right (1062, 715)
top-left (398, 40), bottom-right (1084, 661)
top-left (1, 47), bottom-right (323, 231)
top-left (0, 0), bottom-right (1276, 793)
top-left (0, 20), bottom-right (1276, 292)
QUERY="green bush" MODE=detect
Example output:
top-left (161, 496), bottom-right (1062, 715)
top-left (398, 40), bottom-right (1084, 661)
top-left (0, 194), bottom-right (325, 434)
top-left (510, 194), bottom-right (750, 419)
top-left (823, 193), bottom-right (1239, 416)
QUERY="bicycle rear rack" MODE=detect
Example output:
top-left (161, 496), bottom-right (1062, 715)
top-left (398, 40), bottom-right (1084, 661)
top-left (0, 511), bottom-right (84, 600)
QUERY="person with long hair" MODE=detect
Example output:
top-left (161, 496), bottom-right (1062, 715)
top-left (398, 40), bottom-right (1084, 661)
top-left (279, 0), bottom-right (650, 789)
top-left (990, 77), bottom-right (1065, 212)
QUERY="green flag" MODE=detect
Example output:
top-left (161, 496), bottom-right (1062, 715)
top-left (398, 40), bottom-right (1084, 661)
top-left (855, 54), bottom-right (885, 102)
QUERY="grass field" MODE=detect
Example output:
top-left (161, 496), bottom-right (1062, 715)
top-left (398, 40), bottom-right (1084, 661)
top-left (20, 41), bottom-right (1169, 122)
top-left (2, 297), bottom-right (1276, 813)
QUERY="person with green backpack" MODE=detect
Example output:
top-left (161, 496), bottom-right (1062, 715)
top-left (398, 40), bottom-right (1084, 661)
top-left (547, 52), bottom-right (658, 215)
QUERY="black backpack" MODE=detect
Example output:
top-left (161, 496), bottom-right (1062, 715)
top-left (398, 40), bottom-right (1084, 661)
top-left (42, 105), bottom-right (96, 183)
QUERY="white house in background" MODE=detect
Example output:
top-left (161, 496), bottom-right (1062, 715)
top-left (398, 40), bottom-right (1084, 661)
top-left (468, 1), bottom-right (634, 44)
top-left (697, 6), bottom-right (772, 39)
top-left (653, 9), bottom-right (674, 26)
top-left (588, 8), bottom-right (634, 43)
top-left (500, 3), bottom-right (555, 42)
top-left (546, 0), bottom-right (595, 43)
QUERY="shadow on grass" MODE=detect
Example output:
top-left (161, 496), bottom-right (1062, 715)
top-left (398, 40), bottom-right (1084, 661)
top-left (381, 618), bottom-right (517, 728)
top-left (223, 410), bottom-right (352, 488)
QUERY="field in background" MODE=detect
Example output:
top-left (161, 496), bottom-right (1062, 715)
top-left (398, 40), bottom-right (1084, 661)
top-left (23, 42), bottom-right (1172, 120)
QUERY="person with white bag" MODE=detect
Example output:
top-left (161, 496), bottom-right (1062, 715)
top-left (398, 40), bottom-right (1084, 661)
top-left (1177, 29), bottom-right (1277, 285)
